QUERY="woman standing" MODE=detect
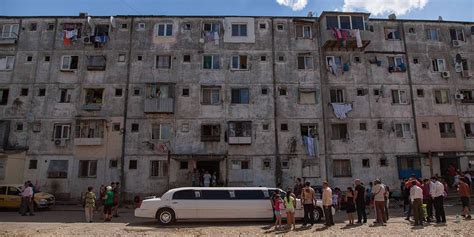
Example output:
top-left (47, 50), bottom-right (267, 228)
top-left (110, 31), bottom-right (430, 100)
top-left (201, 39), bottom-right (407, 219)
top-left (103, 186), bottom-right (114, 222)
top-left (284, 189), bottom-right (297, 230)
top-left (84, 186), bottom-right (96, 223)
top-left (345, 187), bottom-right (356, 225)
top-left (273, 192), bottom-right (283, 230)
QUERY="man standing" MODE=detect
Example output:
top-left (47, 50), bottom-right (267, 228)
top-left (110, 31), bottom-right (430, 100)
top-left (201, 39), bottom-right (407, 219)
top-left (422, 179), bottom-right (433, 222)
top-left (410, 181), bottom-right (423, 226)
top-left (430, 177), bottom-right (446, 223)
top-left (293, 178), bottom-right (304, 198)
top-left (458, 177), bottom-right (471, 219)
top-left (21, 182), bottom-right (34, 216)
top-left (372, 179), bottom-right (386, 225)
top-left (354, 179), bottom-right (367, 224)
top-left (322, 181), bottom-right (334, 226)
top-left (301, 181), bottom-right (316, 227)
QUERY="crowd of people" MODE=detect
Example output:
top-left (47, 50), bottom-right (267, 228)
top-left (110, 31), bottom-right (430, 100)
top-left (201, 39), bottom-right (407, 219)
top-left (83, 182), bottom-right (121, 222)
top-left (190, 169), bottom-right (218, 187)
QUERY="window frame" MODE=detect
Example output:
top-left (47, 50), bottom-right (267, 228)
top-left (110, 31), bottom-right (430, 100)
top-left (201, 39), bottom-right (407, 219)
top-left (201, 124), bottom-right (221, 142)
top-left (295, 24), bottom-right (312, 39)
top-left (201, 87), bottom-right (221, 105)
top-left (331, 123), bottom-right (348, 140)
top-left (231, 55), bottom-right (249, 70)
top-left (297, 55), bottom-right (314, 70)
top-left (231, 88), bottom-right (250, 104)
top-left (0, 56), bottom-right (15, 71)
top-left (60, 55), bottom-right (79, 71)
top-left (391, 89), bottom-right (408, 105)
top-left (155, 55), bottom-right (172, 69)
top-left (330, 89), bottom-right (345, 103)
top-left (53, 123), bottom-right (71, 140)
top-left (78, 160), bottom-right (97, 178)
top-left (384, 28), bottom-right (401, 40)
top-left (151, 123), bottom-right (172, 140)
top-left (155, 23), bottom-right (173, 37)
top-left (231, 23), bottom-right (248, 37)
top-left (434, 89), bottom-right (450, 104)
top-left (202, 55), bottom-right (220, 70)
top-left (150, 160), bottom-right (168, 177)
top-left (425, 28), bottom-right (440, 41)
top-left (439, 122), bottom-right (456, 138)
top-left (432, 58), bottom-right (446, 72)
top-left (333, 159), bottom-right (351, 177)
top-left (394, 123), bottom-right (412, 138)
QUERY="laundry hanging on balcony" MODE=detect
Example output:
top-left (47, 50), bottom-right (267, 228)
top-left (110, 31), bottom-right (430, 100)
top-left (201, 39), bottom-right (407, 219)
top-left (303, 136), bottom-right (319, 157)
top-left (62, 29), bottom-right (78, 45)
top-left (332, 28), bottom-right (363, 48)
top-left (330, 103), bottom-right (352, 119)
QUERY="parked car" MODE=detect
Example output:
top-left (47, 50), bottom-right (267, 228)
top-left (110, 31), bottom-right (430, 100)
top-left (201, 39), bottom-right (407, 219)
top-left (0, 184), bottom-right (55, 209)
top-left (135, 187), bottom-right (332, 225)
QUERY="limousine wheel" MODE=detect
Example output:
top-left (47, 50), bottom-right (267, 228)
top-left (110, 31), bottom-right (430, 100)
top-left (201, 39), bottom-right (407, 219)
top-left (156, 208), bottom-right (176, 225)
top-left (314, 207), bottom-right (323, 222)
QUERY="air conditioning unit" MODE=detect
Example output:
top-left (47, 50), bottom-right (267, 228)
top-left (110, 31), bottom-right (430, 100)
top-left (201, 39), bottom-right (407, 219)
top-left (462, 71), bottom-right (472, 78)
top-left (83, 37), bottom-right (92, 44)
top-left (452, 40), bottom-right (461, 47)
top-left (54, 139), bottom-right (67, 147)
top-left (441, 71), bottom-right (450, 79)
top-left (454, 92), bottom-right (465, 100)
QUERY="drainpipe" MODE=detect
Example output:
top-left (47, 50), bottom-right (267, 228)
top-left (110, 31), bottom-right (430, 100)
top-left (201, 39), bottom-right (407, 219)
top-left (270, 18), bottom-right (282, 187)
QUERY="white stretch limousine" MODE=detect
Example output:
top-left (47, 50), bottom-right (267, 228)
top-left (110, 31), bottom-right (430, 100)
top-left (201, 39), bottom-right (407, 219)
top-left (135, 187), bottom-right (328, 225)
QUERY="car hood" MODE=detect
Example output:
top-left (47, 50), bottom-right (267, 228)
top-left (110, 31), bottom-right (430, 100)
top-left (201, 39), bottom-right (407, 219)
top-left (34, 192), bottom-right (54, 199)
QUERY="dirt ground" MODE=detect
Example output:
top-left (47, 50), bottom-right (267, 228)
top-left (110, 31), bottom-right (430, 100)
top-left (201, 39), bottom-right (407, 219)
top-left (0, 203), bottom-right (472, 237)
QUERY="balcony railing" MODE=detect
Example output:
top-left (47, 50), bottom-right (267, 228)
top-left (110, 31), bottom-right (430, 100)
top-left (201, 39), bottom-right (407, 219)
top-left (144, 98), bottom-right (174, 113)
top-left (82, 104), bottom-right (102, 111)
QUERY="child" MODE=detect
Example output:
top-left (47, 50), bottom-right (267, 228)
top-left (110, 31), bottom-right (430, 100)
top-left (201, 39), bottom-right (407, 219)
top-left (273, 192), bottom-right (283, 230)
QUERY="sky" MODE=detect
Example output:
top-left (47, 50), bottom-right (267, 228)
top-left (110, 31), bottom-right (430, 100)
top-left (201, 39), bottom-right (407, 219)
top-left (0, 0), bottom-right (473, 21)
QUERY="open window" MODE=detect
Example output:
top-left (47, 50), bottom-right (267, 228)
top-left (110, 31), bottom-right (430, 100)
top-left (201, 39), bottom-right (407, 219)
top-left (203, 23), bottom-right (220, 34)
top-left (385, 28), bottom-right (401, 40)
top-left (59, 89), bottom-right (72, 103)
top-left (392, 89), bottom-right (408, 104)
top-left (301, 124), bottom-right (318, 138)
top-left (84, 88), bottom-right (104, 105)
top-left (61, 56), bottom-right (79, 70)
top-left (231, 55), bottom-right (248, 70)
top-left (460, 90), bottom-right (474, 103)
top-left (87, 55), bottom-right (106, 71)
top-left (432, 59), bottom-right (446, 72)
top-left (201, 124), bottom-right (221, 142)
top-left (388, 56), bottom-right (406, 72)
top-left (146, 84), bottom-right (174, 99)
top-left (94, 24), bottom-right (109, 37)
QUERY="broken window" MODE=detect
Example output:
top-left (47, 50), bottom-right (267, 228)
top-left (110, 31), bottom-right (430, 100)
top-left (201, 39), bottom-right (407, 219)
top-left (84, 88), bottom-right (103, 104)
top-left (0, 56), bottom-right (15, 71)
top-left (79, 160), bottom-right (97, 178)
top-left (61, 55), bottom-right (79, 70)
top-left (2, 24), bottom-right (19, 39)
top-left (115, 88), bottom-right (123, 97)
top-left (333, 159), bottom-right (351, 177)
top-left (231, 88), bottom-right (250, 104)
top-left (180, 161), bottom-right (188, 169)
top-left (432, 59), bottom-right (446, 72)
top-left (152, 124), bottom-right (172, 140)
top-left (300, 124), bottom-right (318, 138)
top-left (380, 158), bottom-right (388, 167)
top-left (385, 28), bottom-right (401, 40)
top-left (231, 55), bottom-right (248, 70)
top-left (298, 89), bottom-right (317, 104)
top-left (87, 55), bottom-right (106, 70)
top-left (0, 89), bottom-right (9, 105)
top-left (464, 123), bottom-right (474, 137)
top-left (150, 160), bottom-right (168, 177)
top-left (228, 121), bottom-right (252, 137)
top-left (261, 87), bottom-right (268, 95)
top-left (75, 120), bottom-right (105, 138)
top-left (131, 123), bottom-right (139, 132)
top-left (201, 87), bottom-right (220, 105)
top-left (395, 123), bottom-right (411, 138)
top-left (330, 89), bottom-right (344, 103)
top-left (59, 89), bottom-right (72, 103)
top-left (392, 89), bottom-right (408, 104)
top-left (326, 56), bottom-right (342, 69)
top-left (231, 24), bottom-right (247, 37)
top-left (38, 88), bottom-right (46, 97)
top-left (20, 88), bottom-right (28, 96)
top-left (203, 55), bottom-right (220, 69)
top-left (296, 24), bottom-right (312, 38)
top-left (450, 28), bottom-right (464, 41)
top-left (297, 56), bottom-right (313, 70)
top-left (331, 124), bottom-right (348, 140)
top-left (183, 23), bottom-right (191, 31)
top-left (201, 124), bottom-right (220, 142)
top-left (62, 23), bottom-right (82, 38)
top-left (53, 124), bottom-right (71, 140)
top-left (461, 90), bottom-right (474, 103)
top-left (47, 160), bottom-right (68, 179)
top-left (155, 55), bottom-right (171, 69)
top-left (439, 122), bottom-right (456, 138)
top-left (156, 23), bottom-right (173, 36)
top-left (426, 28), bottom-right (439, 41)
top-left (434, 89), bottom-right (450, 104)
top-left (145, 84), bottom-right (174, 99)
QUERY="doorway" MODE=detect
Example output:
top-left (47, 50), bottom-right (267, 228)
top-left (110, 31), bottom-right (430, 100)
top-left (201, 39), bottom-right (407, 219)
top-left (196, 161), bottom-right (220, 186)
top-left (439, 157), bottom-right (460, 188)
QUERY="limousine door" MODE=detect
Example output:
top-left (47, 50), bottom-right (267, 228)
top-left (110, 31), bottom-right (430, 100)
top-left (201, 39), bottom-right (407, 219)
top-left (170, 190), bottom-right (198, 219)
top-left (233, 189), bottom-right (274, 219)
top-left (196, 190), bottom-right (232, 219)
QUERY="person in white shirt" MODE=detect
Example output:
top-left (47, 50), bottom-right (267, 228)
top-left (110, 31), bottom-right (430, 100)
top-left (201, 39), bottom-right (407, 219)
top-left (20, 182), bottom-right (34, 216)
top-left (430, 177), bottom-right (446, 223)
top-left (410, 181), bottom-right (423, 226)
top-left (322, 181), bottom-right (334, 226)
top-left (371, 179), bottom-right (386, 225)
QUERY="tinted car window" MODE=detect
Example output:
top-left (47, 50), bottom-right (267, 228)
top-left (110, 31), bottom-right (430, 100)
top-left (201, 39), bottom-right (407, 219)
top-left (201, 190), bottom-right (231, 200)
top-left (0, 186), bottom-right (6, 195)
top-left (268, 189), bottom-right (286, 200)
top-left (7, 187), bottom-right (20, 196)
top-left (235, 190), bottom-right (265, 200)
top-left (172, 190), bottom-right (195, 200)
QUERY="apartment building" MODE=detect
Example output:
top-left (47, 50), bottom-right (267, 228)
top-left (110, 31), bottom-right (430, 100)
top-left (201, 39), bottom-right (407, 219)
top-left (0, 12), bottom-right (472, 199)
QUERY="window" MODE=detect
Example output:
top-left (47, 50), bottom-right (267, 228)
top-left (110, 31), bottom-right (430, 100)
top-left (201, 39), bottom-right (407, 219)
top-left (388, 56), bottom-right (406, 72)
top-left (417, 89), bottom-right (424, 97)
top-left (354, 56), bottom-right (361, 63)
top-left (137, 55), bottom-right (143, 61)
top-left (114, 88), bottom-right (123, 97)
top-left (156, 23), bottom-right (173, 36)
top-left (112, 123), bottom-right (120, 132)
top-left (121, 23), bottom-right (128, 29)
top-left (385, 28), bottom-right (401, 40)
top-left (278, 55), bottom-right (285, 62)
top-left (262, 159), bottom-right (271, 169)
top-left (1, 24), bottom-right (19, 39)
top-left (357, 88), bottom-right (367, 96)
top-left (277, 24), bottom-right (284, 30)
top-left (179, 161), bottom-right (188, 170)
top-left (183, 23), bottom-right (191, 30)
top-left (231, 160), bottom-right (250, 170)
top-left (29, 23), bottom-right (37, 31)
top-left (300, 124), bottom-right (318, 138)
top-left (330, 89), bottom-right (344, 103)
top-left (118, 54), bottom-right (125, 62)
top-left (93, 24), bottom-right (109, 37)
top-left (201, 87), bottom-right (220, 105)
top-left (0, 56), bottom-right (15, 71)
top-left (156, 55), bottom-right (171, 69)
top-left (0, 89), bottom-right (9, 105)
top-left (137, 23), bottom-right (145, 30)
top-left (84, 88), bottom-right (103, 105)
top-left (183, 55), bottom-right (191, 63)
top-left (79, 160), bottom-right (97, 178)
top-left (109, 160), bottom-right (118, 168)
top-left (426, 28), bottom-right (439, 41)
top-left (231, 88), bottom-right (249, 104)
top-left (326, 56), bottom-right (342, 69)
top-left (231, 55), bottom-right (248, 70)
top-left (261, 88), bottom-right (268, 95)
top-left (413, 58), bottom-right (419, 64)
top-left (131, 123), bottom-right (139, 132)
top-left (61, 56), bottom-right (78, 70)
top-left (362, 159), bottom-right (370, 168)
top-left (326, 16), bottom-right (338, 29)
top-left (333, 160), bottom-right (351, 177)
top-left (260, 55), bottom-right (267, 62)
top-left (59, 89), bottom-right (71, 103)
top-left (203, 23), bottom-right (220, 33)
top-left (201, 124), bottom-right (220, 142)
top-left (129, 160), bottom-right (137, 169)
top-left (145, 84), bottom-right (174, 99)
top-left (359, 122), bottom-right (367, 131)
top-left (203, 55), bottom-right (220, 69)
top-left (339, 16), bottom-right (351, 29)
top-left (53, 124), bottom-right (71, 140)
top-left (26, 56), bottom-right (33, 62)
top-left (20, 88), bottom-right (28, 96)
top-left (201, 190), bottom-right (231, 200)
top-left (380, 158), bottom-right (388, 167)
top-left (299, 89), bottom-right (317, 104)
top-left (408, 27), bottom-right (415, 33)
top-left (351, 16), bottom-right (364, 30)
top-left (231, 24), bottom-right (247, 37)
top-left (279, 88), bottom-right (287, 96)
top-left (395, 123), bottom-right (411, 138)
top-left (377, 121), bottom-right (383, 130)
top-left (44, 56), bottom-right (50, 62)
top-left (36, 88), bottom-right (45, 97)
top-left (173, 190), bottom-right (195, 200)
top-left (133, 88), bottom-right (141, 96)
top-left (296, 25), bottom-right (311, 38)
top-left (47, 23), bottom-right (55, 31)
top-left (297, 56), bottom-right (313, 70)
top-left (422, 122), bottom-right (429, 129)
top-left (87, 55), bottom-right (106, 71)
top-left (434, 89), bottom-right (450, 104)
top-left (152, 124), bottom-right (172, 140)
top-left (182, 88), bottom-right (189, 97)
top-left (16, 123), bottom-right (23, 131)
top-left (280, 123), bottom-right (288, 131)
top-left (392, 90), bottom-right (408, 104)
top-left (465, 123), bottom-right (474, 137)
top-left (29, 160), bottom-right (37, 169)
top-left (450, 28), bottom-right (464, 41)
top-left (432, 59), bottom-right (446, 72)
top-left (47, 160), bottom-right (68, 179)
top-left (373, 89), bottom-right (380, 96)
top-left (331, 124), bottom-right (348, 140)
top-left (259, 23), bottom-right (266, 29)
top-left (228, 121), bottom-right (252, 138)
top-left (281, 160), bottom-right (289, 169)
top-left (235, 190), bottom-right (265, 200)
top-left (150, 160), bottom-right (168, 177)
top-left (75, 120), bottom-right (104, 138)
top-left (439, 122), bottom-right (456, 138)
top-left (263, 123), bottom-right (270, 131)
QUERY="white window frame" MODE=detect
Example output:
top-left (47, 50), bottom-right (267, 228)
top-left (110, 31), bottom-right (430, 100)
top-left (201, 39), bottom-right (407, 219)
top-left (152, 123), bottom-right (172, 140)
top-left (53, 124), bottom-right (71, 140)
top-left (392, 89), bottom-right (408, 104)
top-left (155, 23), bottom-right (173, 37)
top-left (201, 87), bottom-right (220, 105)
top-left (432, 59), bottom-right (446, 72)
top-left (78, 160), bottom-right (97, 178)
top-left (385, 28), bottom-right (401, 40)
top-left (2, 24), bottom-right (19, 39)
top-left (202, 55), bottom-right (220, 69)
top-left (337, 15), bottom-right (352, 29)
top-left (426, 28), bottom-right (440, 41)
top-left (231, 23), bottom-right (247, 37)
top-left (296, 24), bottom-right (312, 38)
top-left (150, 160), bottom-right (168, 177)
top-left (395, 123), bottom-right (411, 138)
top-left (325, 56), bottom-right (342, 69)
top-left (59, 88), bottom-right (72, 103)
top-left (231, 55), bottom-right (248, 70)
top-left (137, 23), bottom-right (146, 30)
top-left (0, 56), bottom-right (15, 71)
top-left (61, 55), bottom-right (78, 70)
top-left (434, 89), bottom-right (450, 104)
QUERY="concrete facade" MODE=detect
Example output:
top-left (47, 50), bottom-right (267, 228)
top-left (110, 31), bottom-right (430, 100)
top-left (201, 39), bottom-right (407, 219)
top-left (0, 12), bottom-right (472, 199)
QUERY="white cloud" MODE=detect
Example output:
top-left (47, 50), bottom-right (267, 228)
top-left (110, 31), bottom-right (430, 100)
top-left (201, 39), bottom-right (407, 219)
top-left (276, 0), bottom-right (308, 11)
top-left (342, 0), bottom-right (429, 16)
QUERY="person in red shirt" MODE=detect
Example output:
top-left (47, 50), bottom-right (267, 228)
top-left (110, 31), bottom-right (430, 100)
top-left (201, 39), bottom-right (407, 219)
top-left (448, 164), bottom-right (456, 188)
top-left (405, 175), bottom-right (422, 189)
top-left (458, 177), bottom-right (471, 219)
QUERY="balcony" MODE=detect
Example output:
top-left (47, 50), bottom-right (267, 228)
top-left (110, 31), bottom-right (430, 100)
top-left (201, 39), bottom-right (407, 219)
top-left (322, 29), bottom-right (371, 51)
top-left (0, 32), bottom-right (18, 45)
top-left (228, 136), bottom-right (251, 145)
top-left (144, 98), bottom-right (174, 113)
top-left (82, 104), bottom-right (102, 111)
top-left (74, 137), bottom-right (103, 146)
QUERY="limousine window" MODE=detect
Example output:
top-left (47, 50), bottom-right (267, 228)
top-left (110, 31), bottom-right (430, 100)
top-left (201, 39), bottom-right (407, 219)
top-left (173, 190), bottom-right (195, 200)
top-left (268, 189), bottom-right (287, 200)
top-left (200, 190), bottom-right (231, 200)
top-left (234, 190), bottom-right (266, 200)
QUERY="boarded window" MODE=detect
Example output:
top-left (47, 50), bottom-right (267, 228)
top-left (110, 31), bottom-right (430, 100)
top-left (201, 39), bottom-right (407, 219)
top-left (299, 89), bottom-right (317, 104)
top-left (87, 55), bottom-right (106, 70)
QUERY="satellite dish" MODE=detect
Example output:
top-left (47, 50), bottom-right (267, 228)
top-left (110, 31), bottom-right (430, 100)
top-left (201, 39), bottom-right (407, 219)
top-left (110, 16), bottom-right (117, 28)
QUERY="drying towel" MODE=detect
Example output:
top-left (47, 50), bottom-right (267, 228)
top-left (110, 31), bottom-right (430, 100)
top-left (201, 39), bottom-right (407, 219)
top-left (354, 29), bottom-right (362, 48)
top-left (330, 103), bottom-right (352, 119)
